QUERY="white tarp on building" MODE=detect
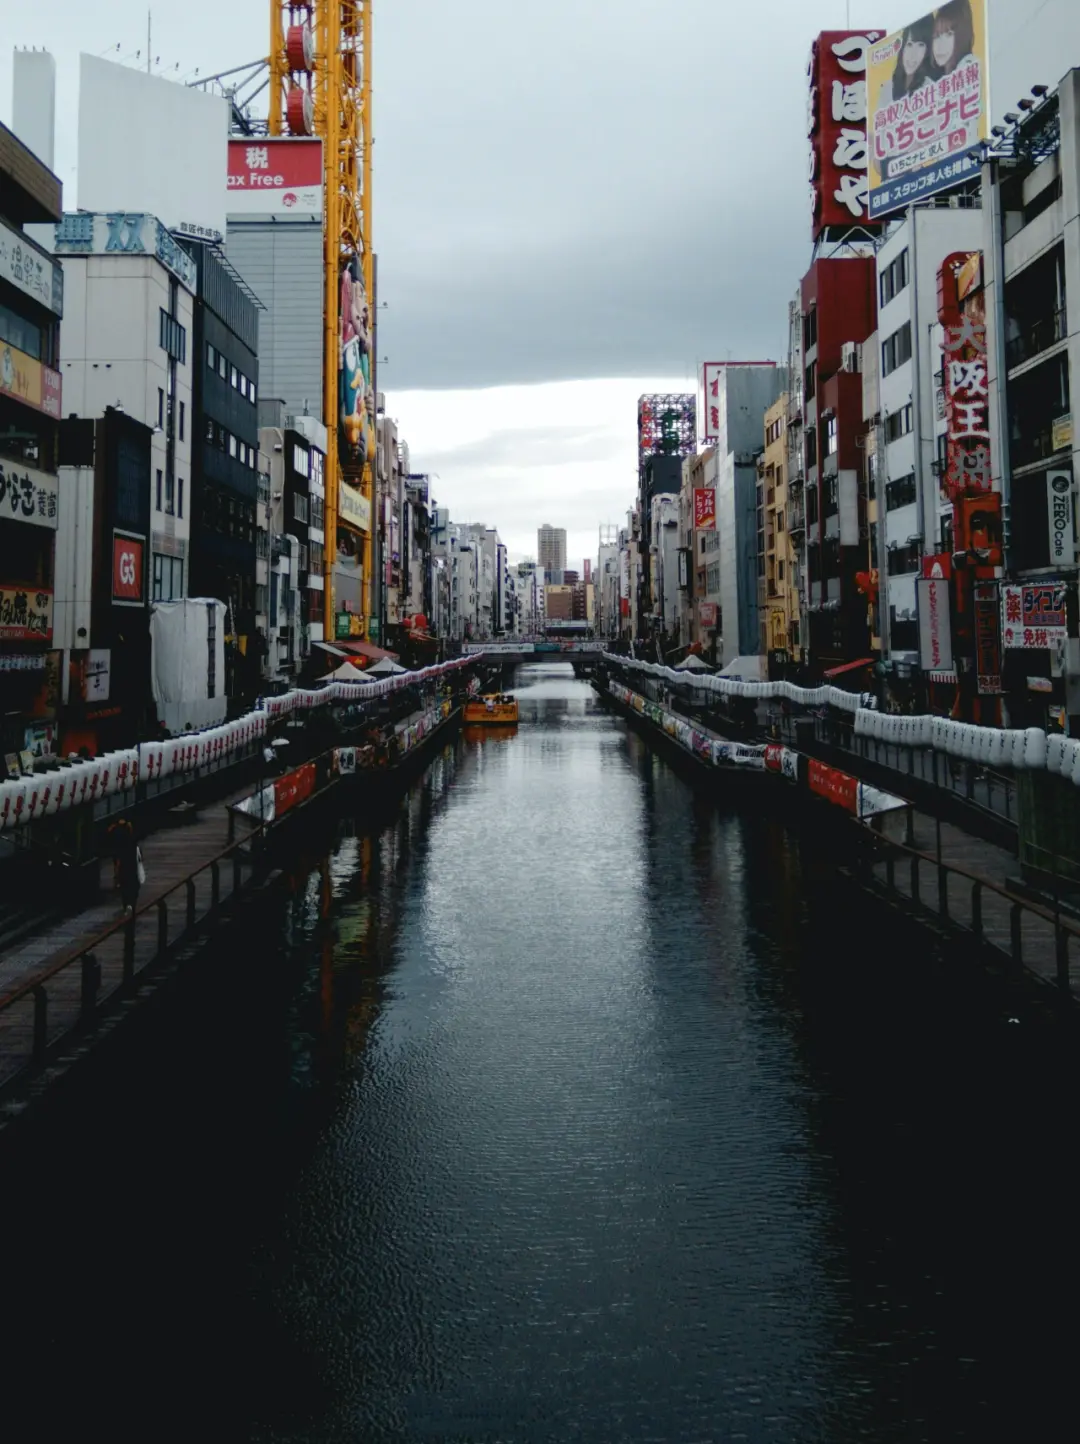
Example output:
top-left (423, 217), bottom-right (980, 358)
top-left (150, 598), bottom-right (228, 733)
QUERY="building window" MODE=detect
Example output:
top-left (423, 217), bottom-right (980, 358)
top-left (228, 434), bottom-right (237, 459)
top-left (806, 427), bottom-right (817, 468)
top-left (152, 553), bottom-right (184, 601)
top-left (158, 309), bottom-right (187, 363)
top-left (884, 404), bottom-right (913, 443)
top-left (207, 343), bottom-right (216, 369)
top-left (165, 469), bottom-right (175, 516)
top-left (880, 249), bottom-right (910, 308)
top-left (177, 479), bottom-right (184, 519)
top-left (291, 444), bottom-right (310, 478)
top-left (293, 492), bottom-right (309, 523)
top-left (179, 401), bottom-right (185, 442)
top-left (805, 363), bottom-right (816, 400)
top-left (218, 353), bottom-right (227, 379)
top-left (255, 582), bottom-right (267, 614)
top-left (882, 321), bottom-right (913, 377)
top-left (309, 540), bottom-right (325, 574)
top-left (826, 414), bottom-right (838, 456)
top-left (310, 495), bottom-right (325, 529)
top-left (230, 365), bottom-right (238, 389)
top-left (297, 542), bottom-right (309, 573)
top-left (155, 468), bottom-right (163, 511)
top-left (157, 388), bottom-right (164, 427)
top-left (887, 543), bottom-right (920, 576)
top-left (885, 472), bottom-right (917, 510)
top-left (249, 379), bottom-right (257, 404)
top-left (804, 307), bottom-right (818, 350)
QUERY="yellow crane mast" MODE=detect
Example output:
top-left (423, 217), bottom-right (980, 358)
top-left (269, 2), bottom-right (373, 644)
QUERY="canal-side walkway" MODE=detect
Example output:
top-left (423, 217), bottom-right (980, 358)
top-left (0, 780), bottom-right (262, 1099)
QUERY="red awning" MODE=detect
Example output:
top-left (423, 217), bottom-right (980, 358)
top-left (823, 656), bottom-right (875, 679)
top-left (336, 640), bottom-right (400, 663)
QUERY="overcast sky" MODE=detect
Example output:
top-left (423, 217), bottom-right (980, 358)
top-left (3, 0), bottom-right (1076, 566)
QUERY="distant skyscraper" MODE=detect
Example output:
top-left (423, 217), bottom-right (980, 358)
top-left (537, 524), bottom-right (567, 582)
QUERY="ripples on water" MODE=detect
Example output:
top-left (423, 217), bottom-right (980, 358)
top-left (1, 664), bottom-right (1076, 1442)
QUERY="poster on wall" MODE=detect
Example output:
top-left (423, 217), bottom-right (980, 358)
top-left (867, 0), bottom-right (989, 219)
top-left (339, 255), bottom-right (374, 477)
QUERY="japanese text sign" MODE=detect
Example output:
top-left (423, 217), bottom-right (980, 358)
top-left (227, 139), bottom-right (323, 216)
top-left (0, 343), bottom-right (62, 420)
top-left (702, 362), bottom-right (722, 444)
top-left (694, 488), bottom-right (717, 530)
top-left (1001, 583), bottom-right (1067, 650)
top-left (0, 217), bottom-right (63, 315)
top-left (0, 586), bottom-right (52, 642)
top-left (973, 581), bottom-right (1002, 692)
top-left (942, 304), bottom-right (991, 499)
top-left (808, 29), bottom-right (885, 238)
top-left (917, 576), bottom-right (953, 670)
top-left (0, 461), bottom-right (58, 531)
top-left (867, 1), bottom-right (988, 219)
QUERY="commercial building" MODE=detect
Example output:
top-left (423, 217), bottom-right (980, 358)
top-left (0, 121), bottom-right (64, 761)
top-left (537, 524), bottom-right (566, 582)
top-left (710, 364), bottom-right (785, 666)
top-left (185, 242), bottom-right (262, 705)
top-left (759, 395), bottom-right (800, 671)
top-left (800, 256), bottom-right (877, 672)
top-left (54, 211), bottom-right (197, 612)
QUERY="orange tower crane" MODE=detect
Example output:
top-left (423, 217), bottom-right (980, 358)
top-left (268, 2), bottom-right (374, 642)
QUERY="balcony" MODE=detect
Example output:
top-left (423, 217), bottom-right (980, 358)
top-left (787, 497), bottom-right (806, 534)
top-left (1011, 411), bottom-right (1072, 470)
top-left (1006, 307), bottom-right (1067, 371)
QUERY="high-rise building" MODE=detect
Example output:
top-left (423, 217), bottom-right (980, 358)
top-left (537, 524), bottom-right (566, 581)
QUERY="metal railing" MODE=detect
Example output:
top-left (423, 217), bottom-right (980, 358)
top-left (1005, 307), bottom-right (1066, 370)
top-left (858, 824), bottom-right (1077, 998)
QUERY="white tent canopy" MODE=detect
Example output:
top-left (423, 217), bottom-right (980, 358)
top-left (674, 653), bottom-right (712, 672)
top-left (321, 660), bottom-right (375, 684)
top-left (366, 657), bottom-right (409, 676)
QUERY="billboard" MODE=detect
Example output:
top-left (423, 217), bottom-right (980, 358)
top-left (808, 30), bottom-right (885, 238)
top-left (77, 55), bottom-right (229, 238)
top-left (637, 394), bottom-right (696, 476)
top-left (0, 586), bottom-right (52, 642)
top-left (917, 576), bottom-right (953, 670)
top-left (0, 217), bottom-right (63, 315)
top-left (111, 532), bottom-right (145, 604)
top-left (227, 139), bottom-right (322, 216)
top-left (693, 489), bottom-right (716, 530)
top-left (0, 460), bottom-right (58, 530)
top-left (1001, 584), bottom-right (1067, 649)
top-left (339, 256), bottom-right (375, 475)
top-left (973, 581), bottom-right (1002, 693)
top-left (0, 342), bottom-right (62, 419)
top-left (702, 363), bottom-right (723, 443)
top-left (867, 1), bottom-right (989, 220)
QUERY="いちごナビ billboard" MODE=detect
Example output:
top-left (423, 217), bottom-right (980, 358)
top-left (867, 0), bottom-right (988, 220)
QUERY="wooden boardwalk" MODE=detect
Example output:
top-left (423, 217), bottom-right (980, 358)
top-left (0, 781), bottom-right (261, 1098)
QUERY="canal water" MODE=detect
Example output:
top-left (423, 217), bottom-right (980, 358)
top-left (1, 664), bottom-right (1076, 1442)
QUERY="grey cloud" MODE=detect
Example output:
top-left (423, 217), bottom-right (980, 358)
top-left (419, 423), bottom-right (623, 473)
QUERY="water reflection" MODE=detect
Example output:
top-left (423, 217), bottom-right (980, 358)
top-left (1, 663), bottom-right (1074, 1442)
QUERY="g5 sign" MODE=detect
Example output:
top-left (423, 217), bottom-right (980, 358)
top-left (112, 532), bottom-right (144, 604)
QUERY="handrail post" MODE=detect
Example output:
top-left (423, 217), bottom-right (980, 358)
top-left (233, 855), bottom-right (242, 896)
top-left (157, 897), bottom-right (169, 958)
top-left (211, 861), bottom-right (220, 909)
top-left (32, 985), bottom-right (48, 1065)
top-left (971, 882), bottom-right (982, 941)
top-left (186, 878), bottom-right (196, 932)
top-left (1010, 903), bottom-right (1023, 971)
top-left (81, 952), bottom-right (101, 1020)
top-left (938, 865), bottom-right (949, 920)
top-left (1055, 924), bottom-right (1070, 992)
top-left (123, 914), bottom-right (136, 988)
top-left (910, 855), bottom-right (920, 906)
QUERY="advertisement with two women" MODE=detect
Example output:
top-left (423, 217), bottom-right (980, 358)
top-left (867, 0), bottom-right (988, 219)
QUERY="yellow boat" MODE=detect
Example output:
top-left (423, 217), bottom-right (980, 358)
top-left (463, 693), bottom-right (519, 725)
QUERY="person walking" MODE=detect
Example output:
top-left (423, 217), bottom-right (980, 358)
top-left (112, 819), bottom-right (143, 916)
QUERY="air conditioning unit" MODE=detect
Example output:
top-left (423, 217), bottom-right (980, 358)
top-left (842, 342), bottom-right (860, 374)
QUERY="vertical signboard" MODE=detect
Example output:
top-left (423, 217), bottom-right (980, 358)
top-left (693, 489), bottom-right (717, 530)
top-left (939, 252), bottom-right (992, 499)
top-left (702, 362), bottom-right (722, 444)
top-left (973, 581), bottom-right (1002, 692)
top-left (808, 29), bottom-right (885, 238)
top-left (867, 0), bottom-right (989, 219)
top-left (1047, 470), bottom-right (1076, 567)
top-left (917, 576), bottom-right (953, 670)
top-left (1001, 584), bottom-right (1067, 649)
top-left (339, 255), bottom-right (374, 475)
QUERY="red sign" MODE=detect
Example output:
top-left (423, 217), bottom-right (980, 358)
top-left (921, 552), bottom-right (952, 580)
top-left (937, 258), bottom-right (991, 499)
top-left (764, 743), bottom-right (785, 773)
top-left (273, 761), bottom-right (316, 817)
top-left (808, 758), bottom-right (859, 813)
top-left (699, 601), bottom-right (717, 627)
top-left (111, 533), bottom-right (144, 603)
top-left (693, 488), bottom-right (716, 530)
top-left (227, 138), bottom-right (322, 215)
top-left (808, 30), bottom-right (885, 238)
top-left (973, 582), bottom-right (1002, 694)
